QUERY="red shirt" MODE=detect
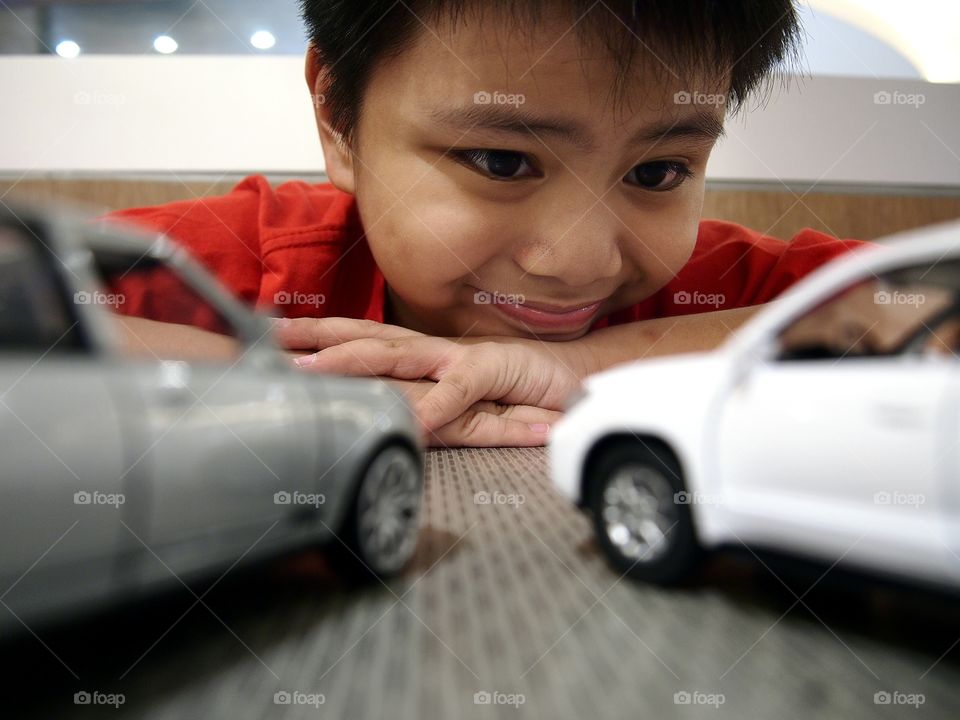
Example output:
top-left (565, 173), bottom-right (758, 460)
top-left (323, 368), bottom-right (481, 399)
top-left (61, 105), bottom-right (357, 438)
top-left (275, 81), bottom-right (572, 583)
top-left (106, 175), bottom-right (869, 331)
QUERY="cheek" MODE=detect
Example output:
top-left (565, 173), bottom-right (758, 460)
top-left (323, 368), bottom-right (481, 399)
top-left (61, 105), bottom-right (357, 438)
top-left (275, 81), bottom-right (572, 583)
top-left (624, 196), bottom-right (702, 290)
top-left (358, 187), bottom-right (507, 306)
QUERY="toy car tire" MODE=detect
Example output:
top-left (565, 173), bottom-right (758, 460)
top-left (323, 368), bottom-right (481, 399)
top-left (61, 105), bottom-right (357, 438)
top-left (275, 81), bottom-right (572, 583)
top-left (332, 443), bottom-right (423, 579)
top-left (587, 440), bottom-right (701, 585)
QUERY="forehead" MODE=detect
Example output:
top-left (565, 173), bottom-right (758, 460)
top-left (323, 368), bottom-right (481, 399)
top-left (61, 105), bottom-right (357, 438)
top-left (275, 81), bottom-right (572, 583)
top-left (367, 5), bottom-right (728, 140)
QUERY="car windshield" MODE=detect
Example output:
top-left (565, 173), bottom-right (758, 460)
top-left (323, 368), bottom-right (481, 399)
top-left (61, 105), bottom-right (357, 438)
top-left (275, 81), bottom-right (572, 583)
top-left (776, 259), bottom-right (960, 361)
top-left (0, 224), bottom-right (86, 353)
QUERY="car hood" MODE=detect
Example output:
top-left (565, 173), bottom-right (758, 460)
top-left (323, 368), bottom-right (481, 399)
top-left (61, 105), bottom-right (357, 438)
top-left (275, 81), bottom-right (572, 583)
top-left (582, 351), bottom-right (734, 402)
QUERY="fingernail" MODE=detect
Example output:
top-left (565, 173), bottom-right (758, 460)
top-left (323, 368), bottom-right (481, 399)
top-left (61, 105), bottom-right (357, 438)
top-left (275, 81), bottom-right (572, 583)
top-left (295, 353), bottom-right (316, 367)
top-left (529, 423), bottom-right (551, 433)
top-left (269, 317), bottom-right (291, 328)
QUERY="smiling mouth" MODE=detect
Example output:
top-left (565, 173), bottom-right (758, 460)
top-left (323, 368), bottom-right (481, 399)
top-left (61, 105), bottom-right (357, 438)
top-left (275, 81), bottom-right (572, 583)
top-left (480, 292), bottom-right (607, 333)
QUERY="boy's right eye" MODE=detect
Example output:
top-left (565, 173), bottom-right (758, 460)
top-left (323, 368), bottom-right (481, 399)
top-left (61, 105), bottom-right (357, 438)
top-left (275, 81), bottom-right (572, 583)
top-left (451, 149), bottom-right (541, 181)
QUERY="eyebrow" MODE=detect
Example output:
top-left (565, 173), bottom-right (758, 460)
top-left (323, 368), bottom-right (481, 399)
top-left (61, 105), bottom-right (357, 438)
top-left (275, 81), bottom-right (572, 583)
top-left (426, 104), bottom-right (726, 152)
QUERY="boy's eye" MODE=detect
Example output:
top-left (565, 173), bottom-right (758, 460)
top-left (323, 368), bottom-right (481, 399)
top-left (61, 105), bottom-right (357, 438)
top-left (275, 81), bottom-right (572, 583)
top-left (624, 161), bottom-right (692, 191)
top-left (454, 149), bottom-right (539, 180)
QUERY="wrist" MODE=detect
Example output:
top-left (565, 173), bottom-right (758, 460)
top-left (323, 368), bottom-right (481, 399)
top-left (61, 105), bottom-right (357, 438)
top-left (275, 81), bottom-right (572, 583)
top-left (577, 305), bottom-right (767, 373)
top-left (571, 329), bottom-right (621, 378)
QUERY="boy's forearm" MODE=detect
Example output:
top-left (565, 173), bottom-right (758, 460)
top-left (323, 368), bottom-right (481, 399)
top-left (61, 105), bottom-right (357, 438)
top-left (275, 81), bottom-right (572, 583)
top-left (576, 305), bottom-right (766, 376)
top-left (115, 315), bottom-right (240, 362)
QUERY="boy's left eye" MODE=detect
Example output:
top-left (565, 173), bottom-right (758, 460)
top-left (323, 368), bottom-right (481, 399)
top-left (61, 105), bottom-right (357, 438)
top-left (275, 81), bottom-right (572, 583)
top-left (453, 149), bottom-right (540, 180)
top-left (624, 161), bottom-right (693, 191)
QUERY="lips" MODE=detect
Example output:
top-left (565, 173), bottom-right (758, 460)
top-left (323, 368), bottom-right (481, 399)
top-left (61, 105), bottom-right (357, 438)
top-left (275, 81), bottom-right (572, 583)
top-left (485, 293), bottom-right (607, 333)
top-left (518, 298), bottom-right (604, 314)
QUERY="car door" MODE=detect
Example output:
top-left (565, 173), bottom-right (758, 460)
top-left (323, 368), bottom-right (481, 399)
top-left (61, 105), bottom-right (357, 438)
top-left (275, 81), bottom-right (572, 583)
top-left (0, 225), bottom-right (131, 624)
top-left (717, 266), bottom-right (960, 584)
top-left (88, 247), bottom-right (317, 580)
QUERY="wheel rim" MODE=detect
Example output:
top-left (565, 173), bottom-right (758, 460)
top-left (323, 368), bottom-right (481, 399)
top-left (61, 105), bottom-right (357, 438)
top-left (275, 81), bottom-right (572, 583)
top-left (356, 447), bottom-right (422, 575)
top-left (600, 464), bottom-right (677, 564)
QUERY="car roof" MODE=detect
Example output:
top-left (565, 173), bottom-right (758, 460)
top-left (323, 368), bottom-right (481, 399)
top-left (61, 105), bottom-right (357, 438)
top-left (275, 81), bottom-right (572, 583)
top-left (0, 200), bottom-right (264, 336)
top-left (0, 199), bottom-right (173, 259)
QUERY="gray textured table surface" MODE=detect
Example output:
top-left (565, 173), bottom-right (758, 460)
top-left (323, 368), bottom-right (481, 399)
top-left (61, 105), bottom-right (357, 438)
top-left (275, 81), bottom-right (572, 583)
top-left (5, 448), bottom-right (959, 719)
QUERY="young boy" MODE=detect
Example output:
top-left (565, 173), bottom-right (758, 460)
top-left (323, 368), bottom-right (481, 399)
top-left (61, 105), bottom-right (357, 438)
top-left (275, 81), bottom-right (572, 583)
top-left (105, 0), bottom-right (867, 447)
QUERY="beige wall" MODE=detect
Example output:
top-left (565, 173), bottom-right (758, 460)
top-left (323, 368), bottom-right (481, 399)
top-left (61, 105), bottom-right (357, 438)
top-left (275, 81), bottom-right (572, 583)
top-left (2, 59), bottom-right (959, 190)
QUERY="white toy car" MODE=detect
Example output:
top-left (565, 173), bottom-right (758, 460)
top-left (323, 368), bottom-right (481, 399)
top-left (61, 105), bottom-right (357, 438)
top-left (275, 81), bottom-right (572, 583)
top-left (550, 220), bottom-right (960, 588)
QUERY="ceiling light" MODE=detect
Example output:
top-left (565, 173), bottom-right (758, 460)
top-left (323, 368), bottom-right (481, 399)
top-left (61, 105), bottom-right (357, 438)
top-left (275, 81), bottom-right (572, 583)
top-left (55, 40), bottom-right (81, 59)
top-left (250, 30), bottom-right (276, 50)
top-left (153, 35), bottom-right (179, 55)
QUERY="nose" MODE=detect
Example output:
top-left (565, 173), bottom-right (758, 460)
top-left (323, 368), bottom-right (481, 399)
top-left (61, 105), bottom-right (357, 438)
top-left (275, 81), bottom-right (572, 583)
top-left (513, 200), bottom-right (623, 287)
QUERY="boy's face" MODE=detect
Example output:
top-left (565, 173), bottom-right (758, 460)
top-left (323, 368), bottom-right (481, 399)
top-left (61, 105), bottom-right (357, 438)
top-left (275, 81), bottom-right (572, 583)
top-left (316, 8), bottom-right (726, 340)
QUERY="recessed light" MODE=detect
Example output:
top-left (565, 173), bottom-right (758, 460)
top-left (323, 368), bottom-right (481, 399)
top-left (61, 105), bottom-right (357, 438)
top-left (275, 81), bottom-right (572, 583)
top-left (55, 40), bottom-right (81, 59)
top-left (250, 30), bottom-right (276, 50)
top-left (153, 35), bottom-right (179, 54)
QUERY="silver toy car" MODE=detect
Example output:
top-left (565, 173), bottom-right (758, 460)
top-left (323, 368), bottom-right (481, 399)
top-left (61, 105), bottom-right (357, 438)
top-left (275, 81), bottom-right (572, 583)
top-left (0, 203), bottom-right (423, 632)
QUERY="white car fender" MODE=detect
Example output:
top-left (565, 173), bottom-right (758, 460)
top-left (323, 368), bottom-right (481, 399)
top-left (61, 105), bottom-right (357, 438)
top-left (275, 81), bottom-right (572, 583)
top-left (550, 353), bottom-right (733, 541)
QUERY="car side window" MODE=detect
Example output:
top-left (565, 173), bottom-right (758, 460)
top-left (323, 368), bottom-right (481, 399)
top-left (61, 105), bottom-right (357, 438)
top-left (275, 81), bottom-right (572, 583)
top-left (0, 225), bottom-right (86, 353)
top-left (88, 248), bottom-right (243, 363)
top-left (775, 261), bottom-right (960, 362)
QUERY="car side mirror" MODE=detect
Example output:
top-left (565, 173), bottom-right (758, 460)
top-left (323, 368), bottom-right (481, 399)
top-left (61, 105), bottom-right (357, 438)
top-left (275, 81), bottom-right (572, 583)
top-left (242, 342), bottom-right (289, 373)
top-left (240, 315), bottom-right (290, 372)
top-left (731, 338), bottom-right (778, 386)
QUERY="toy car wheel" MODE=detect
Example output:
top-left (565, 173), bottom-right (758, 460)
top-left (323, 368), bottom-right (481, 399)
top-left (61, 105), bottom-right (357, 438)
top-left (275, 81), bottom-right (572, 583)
top-left (337, 444), bottom-right (422, 579)
top-left (587, 441), bottom-right (700, 585)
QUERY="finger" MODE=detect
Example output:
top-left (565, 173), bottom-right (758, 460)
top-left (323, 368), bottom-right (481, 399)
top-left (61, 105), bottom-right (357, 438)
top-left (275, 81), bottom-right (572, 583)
top-left (413, 351), bottom-right (500, 431)
top-left (427, 407), bottom-right (554, 448)
top-left (270, 317), bottom-right (421, 351)
top-left (285, 349), bottom-right (316, 360)
top-left (495, 404), bottom-right (564, 426)
top-left (295, 336), bottom-right (459, 379)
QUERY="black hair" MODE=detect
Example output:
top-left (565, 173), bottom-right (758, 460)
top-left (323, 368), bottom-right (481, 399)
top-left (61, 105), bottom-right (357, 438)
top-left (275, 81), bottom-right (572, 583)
top-left (299, 0), bottom-right (802, 143)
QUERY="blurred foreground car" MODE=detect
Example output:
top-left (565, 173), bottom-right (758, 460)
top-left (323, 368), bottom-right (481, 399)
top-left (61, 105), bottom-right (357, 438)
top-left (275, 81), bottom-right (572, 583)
top-left (551, 220), bottom-right (960, 589)
top-left (0, 204), bottom-right (423, 633)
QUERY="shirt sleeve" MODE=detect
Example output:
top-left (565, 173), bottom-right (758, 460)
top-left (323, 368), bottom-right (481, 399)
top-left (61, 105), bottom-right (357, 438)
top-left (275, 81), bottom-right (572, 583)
top-left (597, 220), bottom-right (874, 327)
top-left (695, 221), bottom-right (873, 307)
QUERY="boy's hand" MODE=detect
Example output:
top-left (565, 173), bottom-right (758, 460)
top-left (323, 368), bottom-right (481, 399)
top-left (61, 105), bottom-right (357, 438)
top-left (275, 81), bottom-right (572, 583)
top-left (385, 379), bottom-right (562, 448)
top-left (271, 307), bottom-right (764, 446)
top-left (272, 317), bottom-right (590, 439)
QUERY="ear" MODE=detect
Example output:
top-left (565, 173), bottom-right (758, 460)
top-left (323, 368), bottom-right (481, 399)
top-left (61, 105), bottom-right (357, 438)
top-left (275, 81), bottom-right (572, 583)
top-left (305, 45), bottom-right (356, 194)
